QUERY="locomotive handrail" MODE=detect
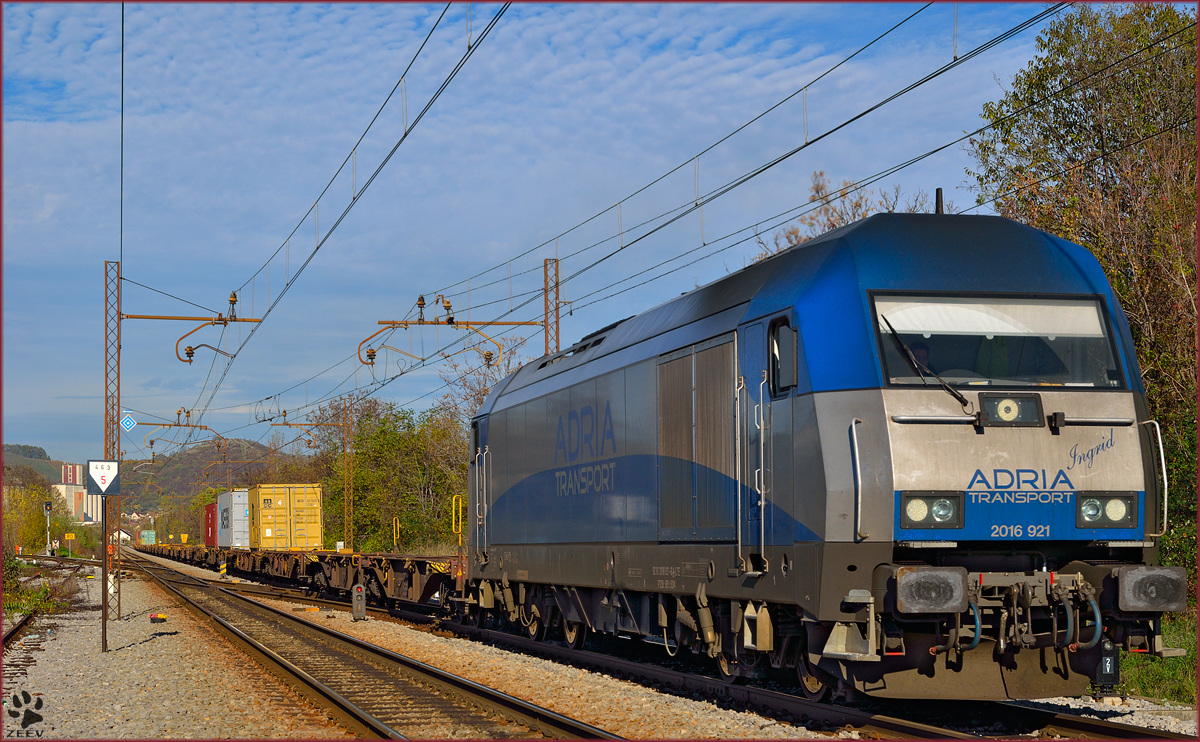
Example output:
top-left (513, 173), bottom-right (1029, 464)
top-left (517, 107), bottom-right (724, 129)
top-left (734, 374), bottom-right (745, 573)
top-left (892, 414), bottom-right (1136, 426)
top-left (482, 446), bottom-right (490, 550)
top-left (851, 418), bottom-right (868, 541)
top-left (891, 415), bottom-right (976, 424)
top-left (1141, 420), bottom-right (1168, 537)
top-left (1061, 416), bottom-right (1134, 426)
top-left (756, 372), bottom-right (769, 568)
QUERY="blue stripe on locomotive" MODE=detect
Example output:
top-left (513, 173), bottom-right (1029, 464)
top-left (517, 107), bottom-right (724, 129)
top-left (488, 455), bottom-right (820, 545)
top-left (892, 490), bottom-right (1146, 541)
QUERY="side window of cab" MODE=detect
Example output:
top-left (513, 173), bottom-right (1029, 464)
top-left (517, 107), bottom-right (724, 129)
top-left (769, 319), bottom-right (797, 397)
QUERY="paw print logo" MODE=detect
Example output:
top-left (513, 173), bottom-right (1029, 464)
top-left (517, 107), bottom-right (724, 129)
top-left (7, 691), bottom-right (43, 729)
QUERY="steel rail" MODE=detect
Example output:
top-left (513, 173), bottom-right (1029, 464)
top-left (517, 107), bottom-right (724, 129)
top-left (207, 579), bottom-right (969, 739)
top-left (131, 552), bottom-right (618, 740)
top-left (2, 612), bottom-right (36, 647)
top-left (5, 561), bottom-right (86, 647)
top-left (223, 588), bottom-right (621, 740)
top-left (138, 561), bottom-right (400, 739)
top-left (987, 701), bottom-right (1194, 740)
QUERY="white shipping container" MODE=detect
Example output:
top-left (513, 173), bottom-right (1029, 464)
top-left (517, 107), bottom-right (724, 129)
top-left (217, 489), bottom-right (250, 548)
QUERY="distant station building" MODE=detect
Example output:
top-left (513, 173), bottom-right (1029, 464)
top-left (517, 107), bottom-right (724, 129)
top-left (55, 462), bottom-right (102, 522)
top-left (62, 463), bottom-right (84, 485)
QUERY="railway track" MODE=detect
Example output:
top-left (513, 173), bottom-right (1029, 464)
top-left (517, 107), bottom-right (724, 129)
top-left (4, 561), bottom-right (85, 648)
top-left (126, 552), bottom-right (618, 740)
top-left (123, 552), bottom-right (1197, 740)
top-left (2, 612), bottom-right (36, 647)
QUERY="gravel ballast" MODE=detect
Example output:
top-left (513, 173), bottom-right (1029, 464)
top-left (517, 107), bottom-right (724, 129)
top-left (1010, 695), bottom-right (1196, 737)
top-left (250, 595), bottom-right (830, 739)
top-left (2, 565), bottom-right (352, 739)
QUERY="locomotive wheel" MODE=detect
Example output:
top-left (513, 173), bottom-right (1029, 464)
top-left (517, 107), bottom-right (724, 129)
top-left (797, 657), bottom-right (831, 703)
top-left (564, 620), bottom-right (589, 650)
top-left (526, 614), bottom-right (547, 642)
top-left (716, 653), bottom-right (742, 684)
top-left (472, 606), bottom-right (488, 629)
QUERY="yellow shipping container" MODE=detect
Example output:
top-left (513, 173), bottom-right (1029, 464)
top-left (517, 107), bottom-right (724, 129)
top-left (249, 484), bottom-right (324, 550)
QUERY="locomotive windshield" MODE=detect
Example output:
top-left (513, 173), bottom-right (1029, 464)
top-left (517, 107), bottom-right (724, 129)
top-left (874, 295), bottom-right (1124, 388)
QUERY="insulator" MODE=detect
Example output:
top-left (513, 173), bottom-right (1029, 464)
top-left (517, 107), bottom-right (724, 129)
top-left (443, 298), bottom-right (452, 313)
top-left (366, 347), bottom-right (377, 363)
top-left (417, 295), bottom-right (426, 309)
top-left (484, 350), bottom-right (494, 366)
top-left (185, 346), bottom-right (195, 361)
top-left (229, 291), bottom-right (237, 306)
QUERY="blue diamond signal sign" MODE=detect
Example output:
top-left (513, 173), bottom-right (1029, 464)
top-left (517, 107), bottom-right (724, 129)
top-left (121, 414), bottom-right (136, 431)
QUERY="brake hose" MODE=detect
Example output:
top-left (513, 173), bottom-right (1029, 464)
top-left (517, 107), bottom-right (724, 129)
top-left (1077, 598), bottom-right (1103, 650)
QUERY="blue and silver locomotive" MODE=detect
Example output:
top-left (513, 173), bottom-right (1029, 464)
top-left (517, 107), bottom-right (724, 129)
top-left (464, 213), bottom-right (1186, 700)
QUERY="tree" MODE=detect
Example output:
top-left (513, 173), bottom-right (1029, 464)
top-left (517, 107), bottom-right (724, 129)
top-left (965, 3), bottom-right (1196, 581)
top-left (750, 171), bottom-right (950, 262)
top-left (2, 464), bottom-right (66, 554)
top-left (3, 444), bottom-right (49, 461)
top-left (437, 334), bottom-right (528, 427)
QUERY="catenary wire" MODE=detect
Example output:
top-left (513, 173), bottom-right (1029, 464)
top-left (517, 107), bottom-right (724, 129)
top-left (187, 4), bottom-right (511, 427)
top-left (565, 24), bottom-right (1197, 311)
top-left (167, 2), bottom-right (1030, 433)
top-left (200, 2), bottom-right (1130, 432)
top-left (411, 3), bottom-right (936, 309)
top-left (169, 3), bottom-right (455, 430)
top-left (119, 277), bottom-right (222, 315)
top-left (416, 2), bottom-right (1072, 322)
top-left (206, 30), bottom-right (1192, 484)
top-left (235, 3), bottom-right (452, 294)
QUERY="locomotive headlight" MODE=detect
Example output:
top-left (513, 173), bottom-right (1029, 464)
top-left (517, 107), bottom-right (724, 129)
top-left (1104, 497), bottom-right (1128, 522)
top-left (1076, 492), bottom-right (1137, 528)
top-left (905, 498), bottom-right (929, 523)
top-left (901, 492), bottom-right (963, 529)
top-left (931, 499), bottom-right (954, 522)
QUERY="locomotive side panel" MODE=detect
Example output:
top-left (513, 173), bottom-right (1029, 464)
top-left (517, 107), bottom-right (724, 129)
top-left (812, 390), bottom-right (894, 545)
top-left (623, 361), bottom-right (659, 542)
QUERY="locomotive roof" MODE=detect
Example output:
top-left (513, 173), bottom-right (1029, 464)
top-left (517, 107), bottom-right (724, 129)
top-left (478, 213), bottom-right (1136, 415)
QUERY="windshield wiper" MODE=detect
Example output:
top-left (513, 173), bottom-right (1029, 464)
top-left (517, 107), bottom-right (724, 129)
top-left (879, 314), bottom-right (973, 413)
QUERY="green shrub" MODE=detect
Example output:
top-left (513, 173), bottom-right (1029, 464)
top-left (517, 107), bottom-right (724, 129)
top-left (1119, 608), bottom-right (1197, 705)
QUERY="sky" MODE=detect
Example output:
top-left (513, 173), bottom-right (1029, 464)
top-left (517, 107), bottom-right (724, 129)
top-left (4, 2), bottom-right (1070, 466)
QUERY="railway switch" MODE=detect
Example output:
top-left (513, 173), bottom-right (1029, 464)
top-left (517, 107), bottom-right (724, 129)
top-left (352, 583), bottom-right (367, 621)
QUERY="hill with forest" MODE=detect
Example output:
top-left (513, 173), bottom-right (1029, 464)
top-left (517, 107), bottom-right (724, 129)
top-left (3, 446), bottom-right (64, 483)
top-left (119, 438), bottom-right (279, 512)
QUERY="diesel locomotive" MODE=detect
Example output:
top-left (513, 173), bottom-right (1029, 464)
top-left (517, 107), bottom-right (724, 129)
top-left (463, 213), bottom-right (1187, 700)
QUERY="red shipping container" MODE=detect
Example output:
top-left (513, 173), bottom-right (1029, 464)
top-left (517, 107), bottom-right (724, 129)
top-left (205, 502), bottom-right (218, 547)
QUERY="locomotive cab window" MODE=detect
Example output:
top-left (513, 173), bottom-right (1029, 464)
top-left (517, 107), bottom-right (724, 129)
top-left (769, 319), bottom-right (797, 396)
top-left (873, 294), bottom-right (1124, 389)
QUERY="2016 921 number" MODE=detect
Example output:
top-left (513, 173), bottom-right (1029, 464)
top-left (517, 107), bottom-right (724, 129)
top-left (990, 524), bottom-right (1050, 538)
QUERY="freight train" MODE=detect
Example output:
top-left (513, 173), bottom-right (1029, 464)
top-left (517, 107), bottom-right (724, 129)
top-left (145, 213), bottom-right (1187, 702)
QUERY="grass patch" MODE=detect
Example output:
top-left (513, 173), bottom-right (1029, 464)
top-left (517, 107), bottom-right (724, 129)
top-left (2, 558), bottom-right (76, 623)
top-left (1119, 608), bottom-right (1197, 705)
